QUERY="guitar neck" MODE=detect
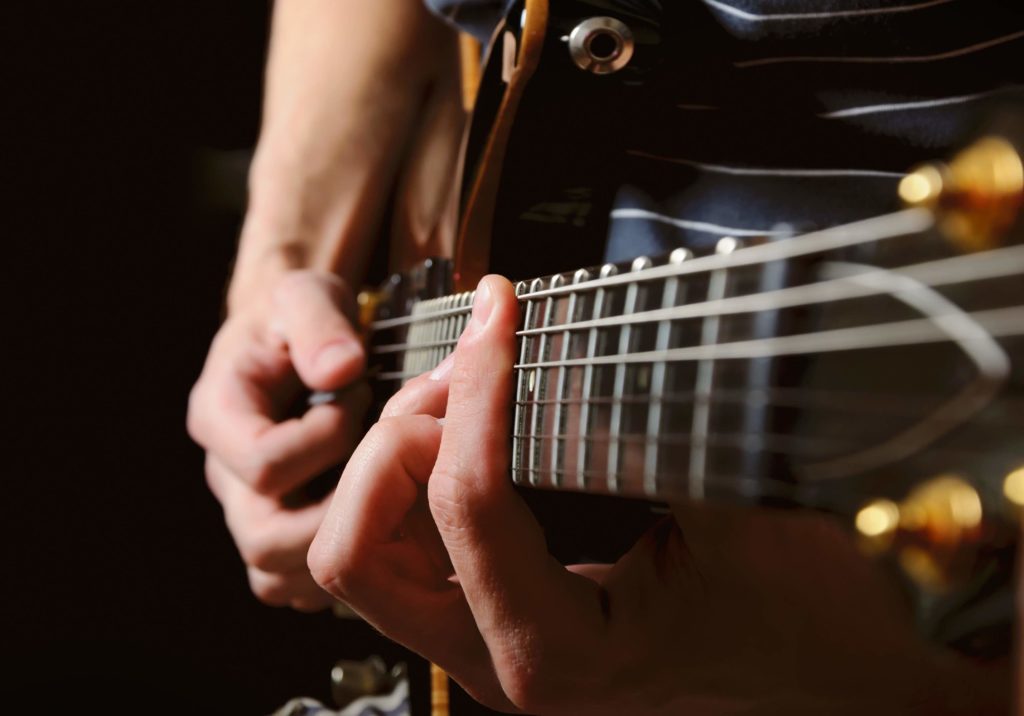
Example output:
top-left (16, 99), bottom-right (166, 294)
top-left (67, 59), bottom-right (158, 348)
top-left (367, 208), bottom-right (1024, 508)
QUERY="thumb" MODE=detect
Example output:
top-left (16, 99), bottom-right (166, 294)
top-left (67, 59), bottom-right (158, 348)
top-left (272, 271), bottom-right (365, 391)
top-left (430, 276), bottom-right (605, 659)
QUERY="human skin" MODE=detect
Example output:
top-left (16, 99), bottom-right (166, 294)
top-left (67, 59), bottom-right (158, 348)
top-left (309, 275), bottom-right (1009, 714)
top-left (187, 0), bottom-right (460, 609)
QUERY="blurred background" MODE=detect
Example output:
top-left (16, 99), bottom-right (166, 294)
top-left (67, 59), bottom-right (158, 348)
top-left (5, 2), bottom-right (427, 712)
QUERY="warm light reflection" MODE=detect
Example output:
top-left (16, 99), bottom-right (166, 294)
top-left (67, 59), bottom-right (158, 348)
top-left (898, 166), bottom-right (942, 206)
top-left (948, 482), bottom-right (983, 529)
top-left (1004, 466), bottom-right (1024, 508)
top-left (856, 499), bottom-right (900, 538)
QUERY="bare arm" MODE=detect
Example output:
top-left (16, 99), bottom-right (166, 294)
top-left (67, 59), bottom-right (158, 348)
top-left (189, 0), bottom-right (461, 610)
top-left (230, 0), bottom-right (459, 307)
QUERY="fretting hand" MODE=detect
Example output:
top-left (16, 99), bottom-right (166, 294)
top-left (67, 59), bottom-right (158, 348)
top-left (308, 275), bottom-right (1006, 714)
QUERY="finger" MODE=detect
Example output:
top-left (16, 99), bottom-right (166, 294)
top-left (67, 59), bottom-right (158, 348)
top-left (198, 378), bottom-right (370, 496)
top-left (310, 415), bottom-right (447, 598)
top-left (308, 414), bottom-right (493, 681)
top-left (272, 271), bottom-right (364, 391)
top-left (247, 565), bottom-right (336, 611)
top-left (379, 352), bottom-right (454, 419)
top-left (208, 455), bottom-right (335, 573)
top-left (429, 277), bottom-right (607, 671)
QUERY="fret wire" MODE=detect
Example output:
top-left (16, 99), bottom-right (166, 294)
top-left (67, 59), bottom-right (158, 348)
top-left (690, 239), bottom-right (736, 500)
top-left (453, 293), bottom-right (468, 352)
top-left (427, 297), bottom-right (440, 372)
top-left (528, 283), bottom-right (559, 485)
top-left (439, 295), bottom-right (451, 367)
top-left (578, 265), bottom-right (615, 489)
top-left (449, 293), bottom-right (465, 357)
top-left (443, 294), bottom-right (458, 361)
top-left (439, 295), bottom-right (452, 367)
top-left (400, 302), bottom-right (416, 378)
top-left (442, 296), bottom-right (455, 363)
top-left (608, 260), bottom-right (649, 494)
top-left (420, 299), bottom-right (434, 376)
top-left (513, 281), bottom-right (540, 483)
top-left (458, 292), bottom-right (472, 346)
top-left (550, 273), bottom-right (585, 488)
top-left (367, 209), bottom-right (931, 333)
top-left (420, 299), bottom-right (433, 375)
top-left (646, 249), bottom-right (688, 495)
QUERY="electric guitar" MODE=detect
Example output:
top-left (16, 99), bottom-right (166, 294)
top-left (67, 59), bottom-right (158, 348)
top-left (326, 1), bottom-right (1024, 712)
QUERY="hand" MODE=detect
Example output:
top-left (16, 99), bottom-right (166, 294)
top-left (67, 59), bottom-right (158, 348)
top-left (189, 270), bottom-right (369, 611)
top-left (309, 276), bottom-right (1005, 713)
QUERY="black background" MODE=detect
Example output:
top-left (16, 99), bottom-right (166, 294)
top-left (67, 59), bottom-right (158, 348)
top-left (6, 2), bottom-right (428, 713)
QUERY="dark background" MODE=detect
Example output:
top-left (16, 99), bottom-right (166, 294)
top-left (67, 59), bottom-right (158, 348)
top-left (6, 2), bottom-right (429, 713)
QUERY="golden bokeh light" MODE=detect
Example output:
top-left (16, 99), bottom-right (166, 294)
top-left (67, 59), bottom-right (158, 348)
top-left (855, 499), bottom-right (900, 538)
top-left (1003, 466), bottom-right (1024, 508)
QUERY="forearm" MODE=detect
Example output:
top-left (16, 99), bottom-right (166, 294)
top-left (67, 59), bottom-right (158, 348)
top-left (229, 0), bottom-right (457, 310)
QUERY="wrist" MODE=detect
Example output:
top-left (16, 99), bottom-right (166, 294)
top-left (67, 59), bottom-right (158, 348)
top-left (226, 161), bottom-right (359, 314)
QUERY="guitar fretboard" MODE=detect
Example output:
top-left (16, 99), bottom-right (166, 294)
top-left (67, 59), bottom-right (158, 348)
top-left (368, 209), bottom-right (1024, 505)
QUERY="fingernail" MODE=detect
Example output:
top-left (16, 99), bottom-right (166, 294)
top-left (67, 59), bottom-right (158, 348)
top-left (316, 342), bottom-right (358, 374)
top-left (471, 279), bottom-right (494, 328)
top-left (429, 352), bottom-right (455, 381)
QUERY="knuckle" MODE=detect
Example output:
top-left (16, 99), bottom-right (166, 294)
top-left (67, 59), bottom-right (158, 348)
top-left (498, 658), bottom-right (552, 713)
top-left (308, 542), bottom-right (362, 601)
top-left (427, 471), bottom-right (471, 537)
top-left (237, 534), bottom-right (281, 574)
top-left (380, 385), bottom-right (418, 418)
top-left (306, 550), bottom-right (335, 593)
top-left (238, 449), bottom-right (286, 495)
top-left (202, 466), bottom-right (224, 502)
top-left (290, 596), bottom-right (328, 613)
top-left (247, 574), bottom-right (289, 608)
top-left (184, 385), bottom-right (209, 445)
top-left (362, 419), bottom-right (400, 454)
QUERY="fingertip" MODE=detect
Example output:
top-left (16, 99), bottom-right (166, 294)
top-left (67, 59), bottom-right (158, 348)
top-left (476, 274), bottom-right (517, 326)
top-left (459, 275), bottom-right (519, 347)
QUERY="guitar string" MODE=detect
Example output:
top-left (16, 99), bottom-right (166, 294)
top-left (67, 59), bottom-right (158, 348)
top-left (509, 453), bottom-right (1002, 499)
top-left (512, 388), bottom-right (1024, 417)
top-left (510, 468), bottom-right (805, 500)
top-left (508, 430), bottom-right (1005, 460)
top-left (517, 306), bottom-right (1023, 369)
top-left (367, 243), bottom-right (1024, 356)
top-left (357, 208), bottom-right (1020, 494)
top-left (367, 207), bottom-right (932, 332)
top-left (371, 304), bottom-right (1024, 381)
